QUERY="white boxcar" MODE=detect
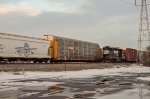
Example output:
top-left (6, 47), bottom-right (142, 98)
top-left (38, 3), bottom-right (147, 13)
top-left (0, 33), bottom-right (50, 62)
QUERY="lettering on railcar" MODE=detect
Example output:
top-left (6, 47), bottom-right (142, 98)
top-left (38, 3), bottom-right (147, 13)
top-left (15, 43), bottom-right (37, 57)
top-left (0, 44), bottom-right (4, 53)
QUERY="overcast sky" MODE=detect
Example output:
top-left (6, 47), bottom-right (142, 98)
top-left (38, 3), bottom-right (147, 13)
top-left (0, 0), bottom-right (140, 48)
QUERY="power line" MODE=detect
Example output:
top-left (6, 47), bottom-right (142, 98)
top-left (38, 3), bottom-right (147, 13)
top-left (120, 0), bottom-right (142, 16)
top-left (136, 0), bottom-right (150, 52)
top-left (120, 0), bottom-right (136, 6)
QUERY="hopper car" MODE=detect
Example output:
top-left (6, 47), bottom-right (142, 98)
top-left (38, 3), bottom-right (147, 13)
top-left (0, 33), bottom-right (50, 63)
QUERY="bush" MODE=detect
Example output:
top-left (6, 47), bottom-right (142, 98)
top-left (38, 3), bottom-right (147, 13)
top-left (143, 46), bottom-right (150, 66)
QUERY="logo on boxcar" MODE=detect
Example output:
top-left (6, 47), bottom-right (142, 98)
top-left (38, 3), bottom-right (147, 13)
top-left (15, 43), bottom-right (37, 57)
top-left (0, 44), bottom-right (4, 53)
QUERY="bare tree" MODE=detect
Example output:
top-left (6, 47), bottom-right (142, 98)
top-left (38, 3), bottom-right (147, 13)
top-left (143, 46), bottom-right (150, 66)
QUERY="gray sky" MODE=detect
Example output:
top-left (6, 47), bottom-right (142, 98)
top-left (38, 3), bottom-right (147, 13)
top-left (0, 0), bottom-right (140, 48)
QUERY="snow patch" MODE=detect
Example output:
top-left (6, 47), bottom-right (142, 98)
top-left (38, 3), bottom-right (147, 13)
top-left (137, 77), bottom-right (150, 81)
top-left (19, 92), bottom-right (39, 98)
top-left (1, 65), bottom-right (150, 81)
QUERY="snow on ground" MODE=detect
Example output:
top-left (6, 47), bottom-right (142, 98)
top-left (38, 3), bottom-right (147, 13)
top-left (137, 77), bottom-right (150, 81)
top-left (19, 92), bottom-right (39, 98)
top-left (1, 64), bottom-right (150, 98)
top-left (0, 64), bottom-right (150, 94)
top-left (24, 81), bottom-right (60, 87)
top-left (94, 88), bottom-right (150, 99)
top-left (0, 86), bottom-right (21, 92)
top-left (0, 65), bottom-right (150, 81)
top-left (0, 65), bottom-right (150, 89)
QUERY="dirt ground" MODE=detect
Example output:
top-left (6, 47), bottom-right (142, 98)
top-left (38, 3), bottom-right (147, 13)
top-left (0, 63), bottom-right (130, 72)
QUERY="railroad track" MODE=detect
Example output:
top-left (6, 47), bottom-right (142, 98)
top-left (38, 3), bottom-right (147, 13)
top-left (0, 63), bottom-right (131, 72)
top-left (0, 62), bottom-right (99, 65)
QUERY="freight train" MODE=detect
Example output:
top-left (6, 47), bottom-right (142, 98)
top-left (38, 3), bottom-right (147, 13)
top-left (0, 33), bottom-right (138, 63)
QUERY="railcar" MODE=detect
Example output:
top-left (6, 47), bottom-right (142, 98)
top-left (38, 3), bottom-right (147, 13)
top-left (123, 48), bottom-right (138, 62)
top-left (43, 35), bottom-right (103, 62)
top-left (0, 33), bottom-right (51, 63)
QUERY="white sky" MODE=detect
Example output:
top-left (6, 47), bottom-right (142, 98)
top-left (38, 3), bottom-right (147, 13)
top-left (0, 0), bottom-right (143, 49)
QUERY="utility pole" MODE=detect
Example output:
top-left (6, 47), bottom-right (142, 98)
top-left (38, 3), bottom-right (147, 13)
top-left (138, 83), bottom-right (143, 99)
top-left (136, 0), bottom-right (150, 51)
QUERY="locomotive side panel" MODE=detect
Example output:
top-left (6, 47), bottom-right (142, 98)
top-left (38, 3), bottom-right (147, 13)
top-left (103, 46), bottom-right (123, 62)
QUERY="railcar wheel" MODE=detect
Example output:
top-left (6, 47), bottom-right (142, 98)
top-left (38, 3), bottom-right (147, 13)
top-left (44, 60), bottom-right (48, 63)
top-left (33, 61), bottom-right (37, 63)
top-left (39, 60), bottom-right (43, 63)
